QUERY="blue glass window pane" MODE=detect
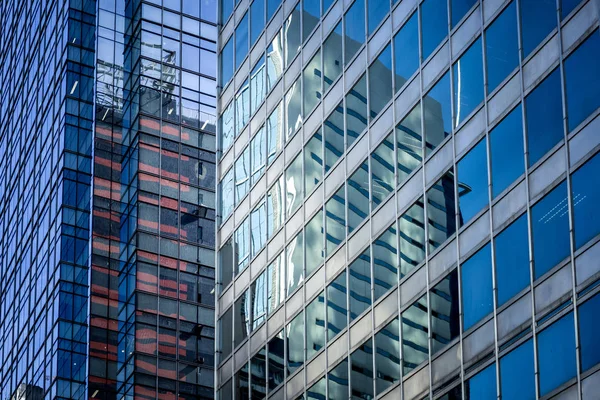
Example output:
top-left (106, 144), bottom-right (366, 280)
top-left (371, 133), bottom-right (395, 206)
top-left (561, 0), bottom-right (581, 19)
top-left (500, 339), bottom-right (535, 400)
top-left (267, 0), bottom-right (281, 21)
top-left (520, 0), bottom-right (556, 57)
top-left (305, 210), bottom-right (324, 277)
top-left (368, 0), bottom-right (389, 36)
top-left (525, 69), bottom-right (563, 166)
top-left (325, 102), bottom-right (345, 172)
top-left (347, 161), bottom-right (370, 233)
top-left (402, 295), bottom-right (428, 375)
top-left (465, 363), bottom-right (496, 399)
top-left (323, 0), bottom-right (334, 13)
top-left (421, 0), bottom-right (448, 60)
top-left (452, 0), bottom-right (476, 27)
top-left (303, 0), bottom-right (321, 42)
top-left (424, 72), bottom-right (452, 155)
top-left (221, 37), bottom-right (234, 86)
top-left (572, 152), bottom-right (600, 249)
top-left (306, 291), bottom-right (325, 359)
top-left (396, 104), bottom-right (423, 182)
top-left (531, 181), bottom-right (570, 279)
top-left (328, 358), bottom-right (349, 398)
top-left (430, 269), bottom-right (460, 353)
top-left (490, 105), bottom-right (524, 197)
top-left (461, 242), bottom-right (493, 331)
top-left (221, 0), bottom-right (234, 23)
top-left (325, 186), bottom-right (345, 256)
top-left (485, 1), bottom-right (519, 93)
top-left (457, 139), bottom-right (488, 224)
top-left (369, 43), bottom-right (393, 120)
top-left (538, 312), bottom-right (577, 396)
top-left (375, 318), bottom-right (400, 395)
top-left (394, 12), bottom-right (419, 91)
top-left (372, 225), bottom-right (398, 301)
top-left (350, 340), bottom-right (374, 399)
top-left (307, 376), bottom-right (326, 399)
top-left (344, 0), bottom-right (366, 64)
top-left (323, 22), bottom-right (343, 92)
top-left (250, 0), bottom-right (265, 47)
top-left (564, 32), bottom-right (600, 132)
top-left (327, 272), bottom-right (347, 341)
top-left (453, 38), bottom-right (484, 127)
top-left (579, 293), bottom-right (600, 372)
top-left (236, 13), bottom-right (249, 69)
top-left (399, 200), bottom-right (426, 277)
top-left (287, 311), bottom-right (304, 373)
top-left (495, 214), bottom-right (529, 306)
top-left (427, 171), bottom-right (457, 251)
top-left (349, 249), bottom-right (371, 321)
top-left (346, 75), bottom-right (368, 146)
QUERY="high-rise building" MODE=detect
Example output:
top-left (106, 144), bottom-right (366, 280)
top-left (0, 1), bottom-right (218, 399)
top-left (215, 0), bottom-right (600, 398)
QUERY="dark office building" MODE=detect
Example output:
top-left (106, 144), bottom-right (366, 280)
top-left (0, 0), bottom-right (218, 399)
top-left (215, 0), bottom-right (600, 398)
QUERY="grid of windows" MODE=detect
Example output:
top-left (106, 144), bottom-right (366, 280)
top-left (216, 0), bottom-right (600, 398)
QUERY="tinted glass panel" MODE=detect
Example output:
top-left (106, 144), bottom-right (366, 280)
top-left (251, 348), bottom-right (267, 399)
top-left (305, 210), bottom-right (324, 276)
top-left (397, 104), bottom-right (423, 183)
top-left (349, 249), bottom-right (371, 320)
top-left (306, 291), bottom-right (325, 359)
top-left (326, 186), bottom-right (346, 256)
top-left (399, 200), bottom-right (426, 277)
top-left (236, 80), bottom-right (250, 134)
top-left (268, 0), bottom-right (281, 20)
top-left (564, 32), bottom-right (600, 132)
top-left (490, 105), bottom-right (524, 197)
top-left (251, 126), bottom-right (266, 185)
top-left (221, 37), bottom-right (234, 86)
top-left (427, 171), bottom-right (457, 251)
top-left (495, 214), bottom-right (529, 306)
top-left (561, 0), bottom-right (580, 18)
top-left (571, 152), bottom-right (600, 249)
top-left (347, 161), bottom-right (370, 232)
top-left (235, 362), bottom-right (250, 400)
top-left (305, 131), bottom-right (323, 195)
top-left (235, 13), bottom-right (249, 68)
top-left (324, 102), bottom-right (345, 172)
top-left (421, 0), bottom-right (448, 60)
top-left (220, 307), bottom-right (233, 359)
top-left (375, 318), bottom-right (400, 394)
top-left (327, 272), bottom-right (347, 341)
top-left (250, 57), bottom-right (266, 114)
top-left (323, 22), bottom-right (343, 92)
top-left (486, 2), bottom-right (518, 93)
top-left (369, 43), bottom-right (393, 119)
top-left (457, 139), bottom-right (488, 224)
top-left (285, 4), bottom-right (302, 66)
top-left (520, 0), bottom-right (556, 58)
top-left (424, 72), bottom-right (452, 155)
top-left (373, 225), bottom-right (398, 300)
top-left (267, 176), bottom-right (284, 237)
top-left (267, 32), bottom-right (284, 91)
top-left (371, 133), bottom-right (395, 205)
top-left (345, 0), bottom-right (366, 64)
top-left (531, 181), bottom-right (570, 278)
top-left (453, 38), bottom-right (483, 127)
top-left (250, 0), bottom-right (265, 47)
top-left (579, 293), bottom-right (600, 371)
top-left (431, 269), bottom-right (460, 353)
top-left (286, 153), bottom-right (303, 216)
top-left (234, 290), bottom-right (251, 347)
top-left (268, 330), bottom-right (285, 390)
top-left (303, 0), bottom-right (321, 42)
top-left (221, 101), bottom-right (235, 151)
top-left (267, 102), bottom-right (284, 163)
top-left (250, 201), bottom-right (266, 257)
top-left (328, 358), bottom-right (349, 399)
top-left (267, 254), bottom-right (285, 314)
top-left (465, 363), bottom-right (496, 399)
top-left (222, 0), bottom-right (234, 23)
top-left (500, 339), bottom-right (535, 400)
top-left (221, 168), bottom-right (234, 220)
top-left (303, 49), bottom-right (322, 116)
top-left (235, 146), bottom-right (250, 202)
top-left (287, 310), bottom-right (304, 372)
top-left (287, 232), bottom-right (304, 295)
top-left (236, 218), bottom-right (250, 272)
top-left (346, 74), bottom-right (368, 145)
top-left (538, 312), bottom-right (577, 396)
top-left (394, 12), bottom-right (419, 91)
top-left (461, 242), bottom-right (493, 331)
top-left (350, 340), bottom-right (374, 399)
top-left (525, 68), bottom-right (563, 166)
top-left (307, 376), bottom-right (326, 399)
top-left (402, 295), bottom-right (428, 375)
top-left (286, 78), bottom-right (302, 138)
top-left (368, 0), bottom-right (389, 35)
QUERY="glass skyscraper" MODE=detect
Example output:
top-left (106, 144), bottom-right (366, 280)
top-left (215, 0), bottom-right (600, 398)
top-left (0, 0), bottom-right (217, 399)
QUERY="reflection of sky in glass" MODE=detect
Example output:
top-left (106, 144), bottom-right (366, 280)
top-left (490, 104), bottom-right (523, 197)
top-left (453, 38), bottom-right (483, 127)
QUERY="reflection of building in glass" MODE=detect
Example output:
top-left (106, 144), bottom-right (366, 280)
top-left (216, 0), bottom-right (600, 398)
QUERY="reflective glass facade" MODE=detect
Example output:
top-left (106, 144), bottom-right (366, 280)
top-left (1, 0), bottom-right (217, 399)
top-left (216, 0), bottom-right (600, 399)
